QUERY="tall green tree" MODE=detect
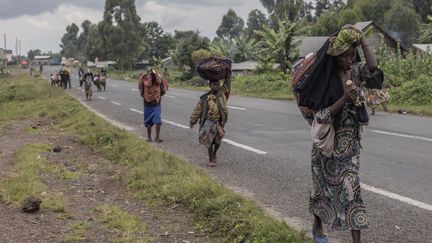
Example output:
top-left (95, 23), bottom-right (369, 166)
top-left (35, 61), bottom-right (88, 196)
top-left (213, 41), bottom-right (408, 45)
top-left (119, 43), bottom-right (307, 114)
top-left (384, 1), bottom-right (420, 47)
top-left (260, 0), bottom-right (306, 22)
top-left (410, 0), bottom-right (432, 22)
top-left (99, 0), bottom-right (145, 70)
top-left (355, 0), bottom-right (393, 26)
top-left (315, 0), bottom-right (331, 17)
top-left (77, 20), bottom-right (92, 61)
top-left (209, 39), bottom-right (235, 59)
top-left (142, 21), bottom-right (176, 62)
top-left (420, 16), bottom-right (432, 43)
top-left (216, 9), bottom-right (245, 40)
top-left (170, 31), bottom-right (210, 72)
top-left (232, 34), bottom-right (259, 62)
top-left (245, 9), bottom-right (268, 41)
top-left (60, 23), bottom-right (80, 59)
top-left (256, 18), bottom-right (300, 73)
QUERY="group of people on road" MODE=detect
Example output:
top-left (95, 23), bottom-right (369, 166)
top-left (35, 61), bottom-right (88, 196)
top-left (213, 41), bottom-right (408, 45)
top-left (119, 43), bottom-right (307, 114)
top-left (49, 24), bottom-right (384, 243)
top-left (49, 64), bottom-right (71, 89)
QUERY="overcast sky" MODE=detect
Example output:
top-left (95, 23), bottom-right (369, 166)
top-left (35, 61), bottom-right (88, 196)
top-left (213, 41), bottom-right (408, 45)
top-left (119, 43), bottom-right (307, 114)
top-left (0, 0), bottom-right (266, 55)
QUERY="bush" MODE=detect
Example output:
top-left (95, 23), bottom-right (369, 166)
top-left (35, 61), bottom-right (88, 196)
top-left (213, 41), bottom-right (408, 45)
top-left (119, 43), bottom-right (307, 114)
top-left (232, 72), bottom-right (293, 100)
top-left (390, 75), bottom-right (432, 106)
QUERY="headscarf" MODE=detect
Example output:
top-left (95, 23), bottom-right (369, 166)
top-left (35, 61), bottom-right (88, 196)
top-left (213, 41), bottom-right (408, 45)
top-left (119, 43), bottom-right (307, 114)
top-left (327, 28), bottom-right (362, 56)
top-left (295, 29), bottom-right (361, 110)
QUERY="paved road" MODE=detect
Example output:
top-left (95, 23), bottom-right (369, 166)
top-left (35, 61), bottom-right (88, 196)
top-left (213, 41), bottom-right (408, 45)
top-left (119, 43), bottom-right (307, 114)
top-left (45, 67), bottom-right (432, 242)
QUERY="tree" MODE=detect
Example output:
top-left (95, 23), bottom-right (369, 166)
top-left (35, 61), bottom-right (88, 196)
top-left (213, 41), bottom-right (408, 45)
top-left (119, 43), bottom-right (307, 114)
top-left (245, 9), bottom-right (268, 41)
top-left (310, 11), bottom-right (339, 35)
top-left (384, 1), bottom-right (420, 47)
top-left (60, 23), bottom-right (80, 59)
top-left (420, 16), bottom-right (432, 43)
top-left (27, 49), bottom-right (42, 60)
top-left (209, 39), bottom-right (235, 59)
top-left (260, 0), bottom-right (306, 23)
top-left (98, 0), bottom-right (145, 70)
top-left (315, 0), bottom-right (331, 17)
top-left (355, 0), bottom-right (393, 26)
top-left (170, 30), bottom-right (210, 72)
top-left (142, 21), bottom-right (176, 62)
top-left (232, 34), bottom-right (259, 62)
top-left (410, 0), bottom-right (432, 22)
top-left (256, 18), bottom-right (300, 73)
top-left (216, 9), bottom-right (245, 40)
top-left (77, 20), bottom-right (92, 61)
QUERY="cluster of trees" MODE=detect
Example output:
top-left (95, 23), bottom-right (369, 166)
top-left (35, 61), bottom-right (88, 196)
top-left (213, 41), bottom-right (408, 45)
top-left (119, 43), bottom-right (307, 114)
top-left (60, 0), bottom-right (432, 73)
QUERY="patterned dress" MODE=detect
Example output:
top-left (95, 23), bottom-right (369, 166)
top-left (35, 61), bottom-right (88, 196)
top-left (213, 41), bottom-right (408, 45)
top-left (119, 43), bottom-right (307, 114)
top-left (301, 62), bottom-right (379, 231)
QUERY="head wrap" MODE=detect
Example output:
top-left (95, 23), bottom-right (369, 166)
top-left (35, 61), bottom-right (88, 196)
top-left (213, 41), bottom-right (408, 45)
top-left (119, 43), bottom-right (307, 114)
top-left (327, 28), bottom-right (362, 56)
top-left (294, 30), bottom-right (361, 110)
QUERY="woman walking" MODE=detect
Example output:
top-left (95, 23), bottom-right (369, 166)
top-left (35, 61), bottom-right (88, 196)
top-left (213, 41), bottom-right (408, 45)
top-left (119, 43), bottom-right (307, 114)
top-left (292, 25), bottom-right (383, 243)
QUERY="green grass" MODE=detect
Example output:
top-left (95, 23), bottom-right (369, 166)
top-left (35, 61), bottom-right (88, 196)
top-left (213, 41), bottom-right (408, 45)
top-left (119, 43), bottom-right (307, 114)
top-left (95, 205), bottom-right (148, 243)
top-left (62, 221), bottom-right (89, 242)
top-left (0, 143), bottom-right (67, 212)
top-left (0, 70), bottom-right (306, 242)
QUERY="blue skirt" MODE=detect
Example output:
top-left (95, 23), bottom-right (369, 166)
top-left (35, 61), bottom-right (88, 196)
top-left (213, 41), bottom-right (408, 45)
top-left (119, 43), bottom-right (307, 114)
top-left (144, 104), bottom-right (162, 126)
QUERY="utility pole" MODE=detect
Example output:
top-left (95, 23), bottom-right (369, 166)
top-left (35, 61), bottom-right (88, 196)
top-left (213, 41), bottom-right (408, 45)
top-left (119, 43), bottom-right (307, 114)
top-left (16, 37), bottom-right (18, 67)
top-left (19, 40), bottom-right (21, 65)
top-left (4, 33), bottom-right (7, 74)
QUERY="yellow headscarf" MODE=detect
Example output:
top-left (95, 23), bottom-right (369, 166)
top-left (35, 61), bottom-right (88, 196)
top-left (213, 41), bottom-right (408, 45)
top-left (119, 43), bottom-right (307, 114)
top-left (327, 28), bottom-right (362, 56)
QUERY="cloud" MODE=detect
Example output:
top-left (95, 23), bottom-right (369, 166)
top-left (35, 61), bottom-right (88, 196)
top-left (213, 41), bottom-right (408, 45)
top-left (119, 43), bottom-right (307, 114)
top-left (0, 0), bottom-right (246, 20)
top-left (1, 0), bottom-right (265, 54)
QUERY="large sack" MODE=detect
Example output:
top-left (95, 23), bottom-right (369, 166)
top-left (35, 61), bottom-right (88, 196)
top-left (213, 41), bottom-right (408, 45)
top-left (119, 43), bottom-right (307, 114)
top-left (197, 57), bottom-right (232, 81)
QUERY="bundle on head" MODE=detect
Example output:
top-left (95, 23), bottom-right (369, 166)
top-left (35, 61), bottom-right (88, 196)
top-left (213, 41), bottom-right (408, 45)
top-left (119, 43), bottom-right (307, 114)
top-left (197, 57), bottom-right (232, 81)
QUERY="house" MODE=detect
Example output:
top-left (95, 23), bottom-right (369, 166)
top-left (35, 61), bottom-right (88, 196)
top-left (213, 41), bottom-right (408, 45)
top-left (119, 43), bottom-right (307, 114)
top-left (354, 21), bottom-right (408, 55)
top-left (0, 48), bottom-right (13, 63)
top-left (298, 21), bottom-right (408, 58)
top-left (232, 61), bottom-right (258, 76)
top-left (412, 44), bottom-right (432, 55)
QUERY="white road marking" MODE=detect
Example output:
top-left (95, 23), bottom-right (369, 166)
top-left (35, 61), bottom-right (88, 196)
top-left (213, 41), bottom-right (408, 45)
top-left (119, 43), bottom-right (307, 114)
top-left (131, 88), bottom-right (139, 91)
top-left (165, 95), bottom-right (176, 98)
top-left (110, 101), bottom-right (122, 106)
top-left (223, 139), bottom-right (268, 155)
top-left (130, 108), bottom-right (143, 114)
top-left (159, 119), bottom-right (268, 155)
top-left (111, 84), bottom-right (118, 87)
top-left (98, 96), bottom-right (106, 100)
top-left (162, 119), bottom-right (189, 129)
top-left (361, 183), bottom-right (432, 212)
top-left (228, 105), bottom-right (247, 111)
top-left (371, 129), bottom-right (432, 142)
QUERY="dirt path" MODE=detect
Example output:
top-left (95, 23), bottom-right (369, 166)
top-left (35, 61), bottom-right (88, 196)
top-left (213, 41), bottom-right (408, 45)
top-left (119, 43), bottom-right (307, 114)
top-left (0, 118), bottom-right (221, 242)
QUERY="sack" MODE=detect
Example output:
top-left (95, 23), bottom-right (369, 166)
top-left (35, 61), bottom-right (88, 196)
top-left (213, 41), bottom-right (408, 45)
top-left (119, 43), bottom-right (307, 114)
top-left (199, 120), bottom-right (218, 148)
top-left (311, 119), bottom-right (335, 158)
top-left (197, 57), bottom-right (232, 81)
top-left (358, 101), bottom-right (369, 125)
top-left (364, 69), bottom-right (384, 89)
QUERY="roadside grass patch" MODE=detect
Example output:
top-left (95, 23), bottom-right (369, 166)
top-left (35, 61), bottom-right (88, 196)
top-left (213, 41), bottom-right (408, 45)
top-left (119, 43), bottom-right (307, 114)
top-left (0, 143), bottom-right (67, 212)
top-left (62, 221), bottom-right (89, 242)
top-left (95, 205), bottom-right (148, 242)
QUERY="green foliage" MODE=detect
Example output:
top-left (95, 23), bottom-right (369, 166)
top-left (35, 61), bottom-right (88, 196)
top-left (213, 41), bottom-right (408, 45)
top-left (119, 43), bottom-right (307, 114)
top-left (27, 49), bottom-right (42, 61)
top-left (390, 75), bottom-right (432, 106)
top-left (216, 9), bottom-right (245, 40)
top-left (256, 18), bottom-right (300, 73)
top-left (245, 9), bottom-right (268, 41)
top-left (232, 72), bottom-right (293, 100)
top-left (60, 23), bottom-right (80, 59)
top-left (383, 1), bottom-right (420, 47)
top-left (170, 30), bottom-right (210, 72)
top-left (232, 34), bottom-right (259, 62)
top-left (142, 21), bottom-right (176, 62)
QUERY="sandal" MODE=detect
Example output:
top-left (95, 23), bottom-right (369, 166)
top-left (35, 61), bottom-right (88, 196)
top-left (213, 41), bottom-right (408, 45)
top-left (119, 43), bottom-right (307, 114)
top-left (155, 138), bottom-right (163, 143)
top-left (207, 161), bottom-right (216, 167)
top-left (312, 230), bottom-right (329, 243)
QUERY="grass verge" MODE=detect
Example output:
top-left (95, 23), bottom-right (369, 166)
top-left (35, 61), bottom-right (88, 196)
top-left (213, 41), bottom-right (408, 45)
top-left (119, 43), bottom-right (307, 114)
top-left (0, 70), bottom-right (305, 242)
top-left (95, 205), bottom-right (148, 242)
top-left (63, 221), bottom-right (89, 242)
top-left (0, 143), bottom-right (67, 212)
